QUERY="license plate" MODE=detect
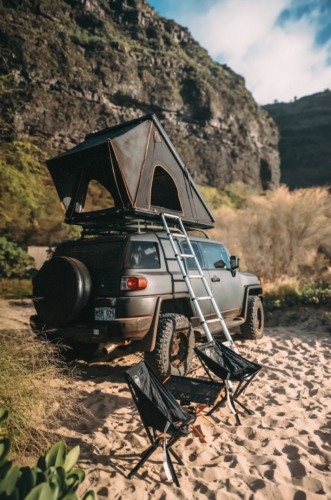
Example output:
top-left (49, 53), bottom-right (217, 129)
top-left (95, 307), bottom-right (116, 321)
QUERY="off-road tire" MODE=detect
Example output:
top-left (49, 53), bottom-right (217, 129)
top-left (240, 296), bottom-right (264, 340)
top-left (145, 313), bottom-right (195, 380)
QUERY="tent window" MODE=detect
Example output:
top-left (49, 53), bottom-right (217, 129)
top-left (150, 166), bottom-right (182, 212)
top-left (83, 179), bottom-right (114, 212)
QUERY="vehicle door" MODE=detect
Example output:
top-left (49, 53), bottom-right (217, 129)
top-left (180, 240), bottom-right (211, 317)
top-left (199, 242), bottom-right (243, 316)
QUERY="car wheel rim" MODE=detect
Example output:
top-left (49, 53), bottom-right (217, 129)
top-left (170, 331), bottom-right (189, 368)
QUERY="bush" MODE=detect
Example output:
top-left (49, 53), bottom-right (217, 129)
top-left (263, 282), bottom-right (331, 313)
top-left (210, 186), bottom-right (331, 283)
top-left (0, 409), bottom-right (94, 500)
top-left (0, 238), bottom-right (34, 279)
top-left (0, 279), bottom-right (33, 300)
top-left (0, 328), bottom-right (80, 456)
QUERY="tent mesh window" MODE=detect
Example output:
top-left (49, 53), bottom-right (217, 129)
top-left (150, 166), bottom-right (182, 212)
top-left (84, 179), bottom-right (115, 212)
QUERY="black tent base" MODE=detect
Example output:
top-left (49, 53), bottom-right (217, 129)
top-left (68, 207), bottom-right (215, 232)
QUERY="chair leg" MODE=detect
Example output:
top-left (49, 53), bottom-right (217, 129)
top-left (234, 398), bottom-right (254, 415)
top-left (128, 445), bottom-right (157, 479)
top-left (166, 448), bottom-right (180, 487)
top-left (225, 385), bottom-right (241, 426)
top-left (191, 424), bottom-right (207, 443)
top-left (206, 395), bottom-right (227, 416)
top-left (229, 396), bottom-right (241, 426)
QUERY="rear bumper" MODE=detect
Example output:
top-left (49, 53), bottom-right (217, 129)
top-left (30, 314), bottom-right (152, 343)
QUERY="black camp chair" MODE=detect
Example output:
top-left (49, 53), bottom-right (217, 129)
top-left (124, 361), bottom-right (197, 487)
top-left (194, 341), bottom-right (261, 426)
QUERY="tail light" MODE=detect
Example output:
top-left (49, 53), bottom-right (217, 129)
top-left (120, 276), bottom-right (148, 291)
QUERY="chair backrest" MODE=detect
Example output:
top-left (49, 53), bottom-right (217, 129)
top-left (195, 341), bottom-right (261, 381)
top-left (125, 362), bottom-right (189, 429)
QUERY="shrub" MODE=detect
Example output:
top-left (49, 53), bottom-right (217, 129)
top-left (263, 282), bottom-right (331, 313)
top-left (0, 238), bottom-right (34, 279)
top-left (0, 328), bottom-right (80, 456)
top-left (0, 279), bottom-right (32, 300)
top-left (0, 409), bottom-right (94, 500)
top-left (210, 186), bottom-right (331, 283)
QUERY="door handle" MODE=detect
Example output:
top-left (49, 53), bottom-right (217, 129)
top-left (211, 276), bottom-right (220, 282)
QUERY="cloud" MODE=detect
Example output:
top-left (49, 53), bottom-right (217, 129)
top-left (171, 0), bottom-right (331, 104)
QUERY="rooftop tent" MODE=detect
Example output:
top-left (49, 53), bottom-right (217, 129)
top-left (46, 114), bottom-right (215, 229)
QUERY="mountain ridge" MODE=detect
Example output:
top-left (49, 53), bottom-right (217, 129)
top-left (263, 90), bottom-right (331, 188)
top-left (0, 0), bottom-right (280, 191)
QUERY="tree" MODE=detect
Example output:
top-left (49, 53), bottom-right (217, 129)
top-left (0, 237), bottom-right (34, 278)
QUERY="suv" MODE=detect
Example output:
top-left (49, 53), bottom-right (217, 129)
top-left (31, 227), bottom-right (263, 378)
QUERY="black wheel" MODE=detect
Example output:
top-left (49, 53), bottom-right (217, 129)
top-left (145, 313), bottom-right (195, 380)
top-left (33, 256), bottom-right (91, 327)
top-left (240, 296), bottom-right (264, 340)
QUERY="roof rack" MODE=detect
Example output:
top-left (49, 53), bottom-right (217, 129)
top-left (79, 216), bottom-right (211, 239)
top-left (80, 218), bottom-right (184, 238)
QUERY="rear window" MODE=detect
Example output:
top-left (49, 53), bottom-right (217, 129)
top-left (56, 241), bottom-right (123, 270)
top-left (124, 241), bottom-right (161, 269)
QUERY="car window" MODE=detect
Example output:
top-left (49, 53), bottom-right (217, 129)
top-left (200, 243), bottom-right (230, 269)
top-left (180, 241), bottom-right (203, 270)
top-left (124, 241), bottom-right (161, 269)
top-left (56, 241), bottom-right (124, 270)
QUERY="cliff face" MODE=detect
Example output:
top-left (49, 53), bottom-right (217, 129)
top-left (0, 0), bottom-right (280, 190)
top-left (263, 91), bottom-right (331, 189)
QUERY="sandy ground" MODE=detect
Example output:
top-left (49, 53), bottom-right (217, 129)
top-left (1, 301), bottom-right (331, 499)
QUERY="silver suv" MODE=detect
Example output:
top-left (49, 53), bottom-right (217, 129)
top-left (31, 228), bottom-right (263, 378)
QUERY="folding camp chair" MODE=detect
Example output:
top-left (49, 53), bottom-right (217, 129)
top-left (124, 361), bottom-right (197, 487)
top-left (194, 341), bottom-right (261, 426)
top-left (163, 375), bottom-right (225, 441)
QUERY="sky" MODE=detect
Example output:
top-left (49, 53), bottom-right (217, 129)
top-left (148, 0), bottom-right (331, 104)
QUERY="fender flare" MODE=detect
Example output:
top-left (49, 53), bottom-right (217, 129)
top-left (241, 285), bottom-right (263, 321)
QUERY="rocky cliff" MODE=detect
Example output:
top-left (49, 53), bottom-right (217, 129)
top-left (0, 0), bottom-right (280, 191)
top-left (263, 91), bottom-right (331, 189)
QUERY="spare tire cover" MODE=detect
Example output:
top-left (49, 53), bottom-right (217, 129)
top-left (33, 256), bottom-right (91, 326)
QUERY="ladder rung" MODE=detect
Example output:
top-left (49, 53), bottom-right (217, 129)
top-left (163, 213), bottom-right (179, 219)
top-left (174, 234), bottom-right (187, 238)
top-left (179, 254), bottom-right (195, 258)
top-left (187, 275), bottom-right (203, 279)
top-left (194, 296), bottom-right (212, 301)
top-left (205, 318), bottom-right (220, 324)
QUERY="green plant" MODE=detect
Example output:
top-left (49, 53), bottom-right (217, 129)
top-left (0, 328), bottom-right (80, 456)
top-left (0, 279), bottom-right (33, 300)
top-left (0, 410), bottom-right (94, 500)
top-left (0, 238), bottom-right (34, 279)
top-left (263, 282), bottom-right (331, 313)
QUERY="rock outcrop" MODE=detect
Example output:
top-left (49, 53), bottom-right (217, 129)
top-left (0, 0), bottom-right (280, 190)
top-left (263, 91), bottom-right (331, 189)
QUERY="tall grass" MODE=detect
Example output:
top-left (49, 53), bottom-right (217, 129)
top-left (209, 185), bottom-right (331, 285)
top-left (0, 278), bottom-right (32, 299)
top-left (0, 328), bottom-right (81, 457)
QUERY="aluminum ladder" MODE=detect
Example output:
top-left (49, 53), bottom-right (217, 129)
top-left (161, 213), bottom-right (237, 352)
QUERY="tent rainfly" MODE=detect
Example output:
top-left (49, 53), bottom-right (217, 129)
top-left (46, 114), bottom-right (215, 229)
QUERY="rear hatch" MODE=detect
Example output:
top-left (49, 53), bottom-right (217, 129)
top-left (55, 236), bottom-right (127, 296)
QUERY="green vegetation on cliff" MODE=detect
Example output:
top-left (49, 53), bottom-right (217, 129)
top-left (0, 0), bottom-right (279, 205)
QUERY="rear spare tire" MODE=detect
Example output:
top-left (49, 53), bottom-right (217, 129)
top-left (33, 256), bottom-right (91, 327)
top-left (240, 295), bottom-right (264, 340)
top-left (145, 313), bottom-right (194, 380)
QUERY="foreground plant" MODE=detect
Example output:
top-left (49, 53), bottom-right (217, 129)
top-left (0, 409), bottom-right (94, 500)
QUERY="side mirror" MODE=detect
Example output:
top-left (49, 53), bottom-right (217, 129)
top-left (230, 256), bottom-right (240, 270)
